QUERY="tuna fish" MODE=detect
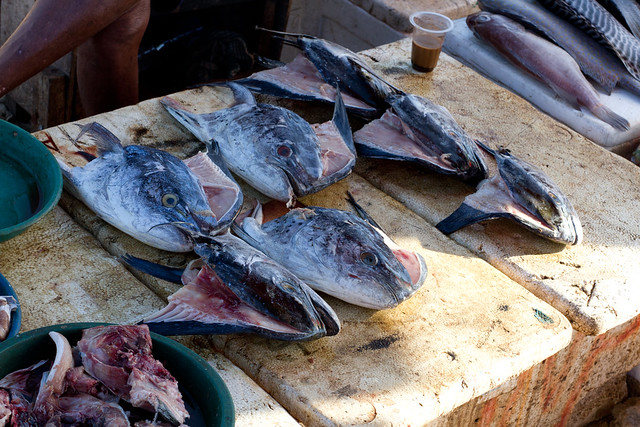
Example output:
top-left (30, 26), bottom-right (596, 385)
top-left (477, 0), bottom-right (640, 96)
top-left (598, 0), bottom-right (640, 39)
top-left (355, 94), bottom-right (489, 184)
top-left (232, 196), bottom-right (428, 309)
top-left (59, 122), bottom-right (240, 252)
top-left (124, 232), bottom-right (340, 341)
top-left (466, 11), bottom-right (630, 130)
top-left (537, 0), bottom-right (640, 80)
top-left (162, 82), bottom-right (356, 206)
top-left (437, 142), bottom-right (583, 245)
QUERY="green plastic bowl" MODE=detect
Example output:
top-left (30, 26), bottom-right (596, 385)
top-left (0, 323), bottom-right (235, 426)
top-left (0, 119), bottom-right (62, 242)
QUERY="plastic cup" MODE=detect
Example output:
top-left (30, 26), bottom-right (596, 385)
top-left (409, 11), bottom-right (454, 72)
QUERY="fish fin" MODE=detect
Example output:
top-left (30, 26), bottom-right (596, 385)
top-left (304, 286), bottom-right (341, 336)
top-left (331, 86), bottom-right (356, 155)
top-left (121, 255), bottom-right (184, 284)
top-left (590, 104), bottom-right (630, 131)
top-left (227, 81), bottom-right (256, 106)
top-left (75, 122), bottom-right (124, 157)
top-left (436, 203), bottom-right (503, 235)
top-left (345, 192), bottom-right (383, 230)
top-left (160, 96), bottom-right (217, 143)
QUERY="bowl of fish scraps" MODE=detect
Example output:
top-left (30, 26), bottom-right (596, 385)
top-left (0, 272), bottom-right (20, 342)
top-left (0, 322), bottom-right (235, 426)
top-left (0, 119), bottom-right (62, 242)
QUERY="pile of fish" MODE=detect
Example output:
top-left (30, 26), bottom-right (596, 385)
top-left (0, 325), bottom-right (188, 426)
top-left (0, 296), bottom-right (17, 341)
top-left (51, 28), bottom-right (587, 342)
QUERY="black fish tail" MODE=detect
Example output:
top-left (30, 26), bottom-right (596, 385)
top-left (345, 192), bottom-right (383, 230)
top-left (121, 255), bottom-right (184, 284)
top-left (436, 203), bottom-right (499, 235)
top-left (332, 86), bottom-right (356, 155)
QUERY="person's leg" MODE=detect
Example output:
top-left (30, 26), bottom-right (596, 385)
top-left (77, 0), bottom-right (150, 116)
top-left (0, 0), bottom-right (148, 114)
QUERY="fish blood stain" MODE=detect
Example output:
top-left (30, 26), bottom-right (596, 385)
top-left (0, 155), bottom-right (42, 228)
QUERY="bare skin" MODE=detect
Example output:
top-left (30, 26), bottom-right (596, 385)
top-left (0, 0), bottom-right (151, 117)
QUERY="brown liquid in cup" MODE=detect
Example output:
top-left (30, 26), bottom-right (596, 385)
top-left (411, 34), bottom-right (442, 72)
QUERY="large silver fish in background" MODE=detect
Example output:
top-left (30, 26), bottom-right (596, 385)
top-left (232, 197), bottom-right (428, 309)
top-left (437, 142), bottom-right (583, 245)
top-left (537, 0), bottom-right (640, 80)
top-left (162, 82), bottom-right (356, 207)
top-left (355, 93), bottom-right (490, 184)
top-left (478, 0), bottom-right (640, 96)
top-left (124, 233), bottom-right (340, 341)
top-left (59, 122), bottom-right (236, 252)
top-left (467, 12), bottom-right (630, 131)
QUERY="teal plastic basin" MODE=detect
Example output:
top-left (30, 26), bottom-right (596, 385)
top-left (0, 323), bottom-right (235, 426)
top-left (0, 120), bottom-right (62, 242)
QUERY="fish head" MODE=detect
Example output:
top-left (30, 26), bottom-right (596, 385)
top-left (124, 147), bottom-right (219, 250)
top-left (308, 210), bottom-right (426, 309)
top-left (388, 94), bottom-right (488, 184)
top-left (145, 237), bottom-right (340, 340)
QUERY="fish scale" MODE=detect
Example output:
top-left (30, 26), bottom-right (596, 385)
top-left (539, 0), bottom-right (640, 80)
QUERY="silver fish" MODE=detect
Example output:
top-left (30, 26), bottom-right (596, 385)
top-left (437, 142), bottom-right (583, 245)
top-left (256, 27), bottom-right (402, 110)
top-left (478, 0), bottom-right (640, 95)
top-left (355, 93), bottom-right (489, 184)
top-left (124, 233), bottom-right (340, 341)
top-left (467, 12), bottom-right (630, 130)
top-left (161, 82), bottom-right (356, 207)
top-left (598, 0), bottom-right (640, 39)
top-left (538, 0), bottom-right (640, 80)
top-left (59, 122), bottom-right (231, 252)
top-left (232, 198), bottom-right (428, 309)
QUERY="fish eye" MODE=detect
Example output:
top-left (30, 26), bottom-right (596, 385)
top-left (277, 145), bottom-right (292, 157)
top-left (477, 14), bottom-right (491, 23)
top-left (162, 193), bottom-right (179, 208)
top-left (360, 252), bottom-right (378, 266)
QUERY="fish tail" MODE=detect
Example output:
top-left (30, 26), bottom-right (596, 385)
top-left (121, 254), bottom-right (184, 284)
top-left (591, 104), bottom-right (630, 131)
top-left (436, 203), bottom-right (500, 235)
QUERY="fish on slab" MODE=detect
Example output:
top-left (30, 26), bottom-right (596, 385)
top-left (598, 0), bottom-right (640, 39)
top-left (161, 82), bottom-right (356, 207)
top-left (437, 141), bottom-right (583, 245)
top-left (477, 0), bottom-right (640, 96)
top-left (232, 196), bottom-right (428, 310)
top-left (59, 122), bottom-right (241, 252)
top-left (537, 0), bottom-right (640, 81)
top-left (124, 232), bottom-right (340, 341)
top-left (466, 11), bottom-right (630, 131)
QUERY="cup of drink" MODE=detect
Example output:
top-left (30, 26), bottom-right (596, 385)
top-left (409, 11), bottom-right (454, 72)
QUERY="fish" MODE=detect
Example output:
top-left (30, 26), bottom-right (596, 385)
top-left (436, 142), bottom-right (583, 245)
top-left (231, 196), bottom-right (428, 309)
top-left (161, 82), bottom-right (356, 207)
top-left (256, 27), bottom-right (403, 110)
top-left (238, 54), bottom-right (380, 118)
top-left (477, 0), bottom-right (640, 96)
top-left (598, 0), bottom-right (640, 39)
top-left (0, 296), bottom-right (17, 341)
top-left (466, 11), bottom-right (630, 131)
top-left (77, 325), bottom-right (189, 425)
top-left (123, 232), bottom-right (340, 341)
top-left (537, 0), bottom-right (640, 80)
top-left (355, 94), bottom-right (489, 184)
top-left (59, 122), bottom-right (240, 252)
top-left (0, 360), bottom-right (50, 425)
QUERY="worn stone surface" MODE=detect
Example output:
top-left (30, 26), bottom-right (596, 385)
top-left (352, 39), bottom-right (640, 336)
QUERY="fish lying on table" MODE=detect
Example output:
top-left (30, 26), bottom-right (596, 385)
top-left (0, 325), bottom-right (188, 426)
top-left (477, 0), bottom-right (640, 96)
top-left (123, 232), bottom-right (340, 341)
top-left (598, 0), bottom-right (640, 39)
top-left (162, 82), bottom-right (356, 207)
top-left (354, 92), bottom-right (489, 184)
top-left (0, 296), bottom-right (17, 341)
top-left (437, 142), bottom-right (583, 245)
top-left (466, 11), bottom-right (630, 131)
top-left (58, 122), bottom-right (242, 252)
top-left (232, 195), bottom-right (428, 309)
top-left (537, 0), bottom-right (640, 81)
